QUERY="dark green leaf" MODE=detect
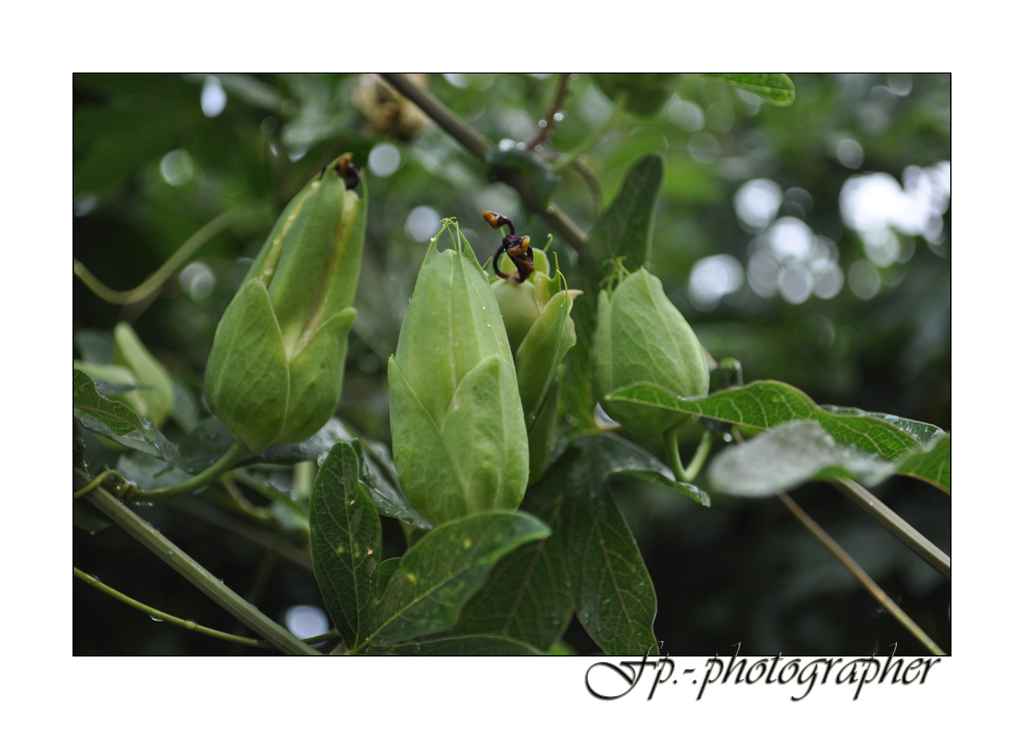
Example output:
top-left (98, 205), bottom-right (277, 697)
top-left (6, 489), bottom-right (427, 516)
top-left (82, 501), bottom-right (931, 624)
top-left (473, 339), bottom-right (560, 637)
top-left (74, 369), bottom-right (144, 436)
top-left (309, 441), bottom-right (381, 651)
top-left (376, 558), bottom-right (402, 600)
top-left (367, 634), bottom-right (543, 655)
top-left (616, 470), bottom-right (710, 507)
top-left (178, 417), bottom-right (238, 473)
top-left (73, 411), bottom-right (180, 462)
top-left (352, 439), bottom-right (435, 531)
top-left (586, 153), bottom-right (664, 274)
top-left (607, 380), bottom-right (924, 461)
top-left (562, 154), bottom-right (665, 433)
top-left (701, 74), bottom-right (796, 106)
top-left (116, 450), bottom-right (195, 492)
top-left (560, 435), bottom-right (659, 656)
top-left (372, 511), bottom-right (550, 646)
top-left (453, 464), bottom-right (575, 651)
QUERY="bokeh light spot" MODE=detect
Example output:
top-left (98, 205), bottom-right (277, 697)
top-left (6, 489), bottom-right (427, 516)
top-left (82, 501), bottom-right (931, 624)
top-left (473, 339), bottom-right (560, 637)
top-left (848, 260), bottom-right (881, 299)
top-left (283, 604), bottom-right (328, 639)
top-left (734, 179), bottom-right (783, 232)
top-left (836, 138), bottom-right (864, 169)
top-left (160, 149), bottom-right (195, 187)
top-left (405, 206), bottom-right (440, 242)
top-left (688, 133), bottom-right (721, 164)
top-left (179, 262), bottom-right (215, 301)
top-left (666, 97), bottom-right (704, 132)
top-left (200, 76), bottom-right (227, 118)
top-left (368, 142), bottom-right (402, 177)
top-left (689, 254), bottom-right (744, 310)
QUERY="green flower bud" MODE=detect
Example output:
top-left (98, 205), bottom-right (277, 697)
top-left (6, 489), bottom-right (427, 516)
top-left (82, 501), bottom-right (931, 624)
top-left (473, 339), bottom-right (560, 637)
top-left (388, 219), bottom-right (528, 525)
top-left (73, 322), bottom-right (175, 426)
top-left (206, 154), bottom-right (365, 453)
top-left (594, 268), bottom-right (708, 437)
top-left (112, 322), bottom-right (174, 426)
top-left (491, 247), bottom-right (577, 485)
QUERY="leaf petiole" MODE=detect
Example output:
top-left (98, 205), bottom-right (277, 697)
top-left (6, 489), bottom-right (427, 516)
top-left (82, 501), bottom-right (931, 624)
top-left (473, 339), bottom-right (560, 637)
top-left (664, 428), bottom-right (713, 483)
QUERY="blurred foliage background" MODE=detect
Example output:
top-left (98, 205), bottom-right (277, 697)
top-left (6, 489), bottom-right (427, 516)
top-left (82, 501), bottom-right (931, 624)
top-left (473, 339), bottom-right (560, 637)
top-left (73, 73), bottom-right (950, 656)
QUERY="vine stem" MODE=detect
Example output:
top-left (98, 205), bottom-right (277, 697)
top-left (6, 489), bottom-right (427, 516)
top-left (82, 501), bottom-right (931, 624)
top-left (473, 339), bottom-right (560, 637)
top-left (135, 439), bottom-right (248, 503)
top-left (74, 567), bottom-right (271, 648)
top-left (776, 490), bottom-right (946, 656)
top-left (73, 204), bottom-right (258, 306)
top-left (84, 486), bottom-right (318, 655)
top-left (834, 477), bottom-right (950, 580)
top-left (525, 73), bottom-right (572, 150)
top-left (379, 73), bottom-right (588, 255)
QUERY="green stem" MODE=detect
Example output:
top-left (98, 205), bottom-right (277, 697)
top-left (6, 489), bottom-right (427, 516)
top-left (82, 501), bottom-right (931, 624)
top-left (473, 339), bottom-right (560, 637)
top-left (137, 440), bottom-right (248, 503)
top-left (75, 567), bottom-right (272, 649)
top-left (834, 477), bottom-right (950, 580)
top-left (777, 491), bottom-right (945, 656)
top-left (663, 428), bottom-right (713, 482)
top-left (84, 486), bottom-right (318, 655)
top-left (73, 204), bottom-right (258, 306)
top-left (551, 92), bottom-right (627, 174)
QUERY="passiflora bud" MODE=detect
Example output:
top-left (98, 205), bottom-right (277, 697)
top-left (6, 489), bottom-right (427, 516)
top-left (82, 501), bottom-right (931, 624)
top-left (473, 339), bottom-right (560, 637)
top-left (490, 237), bottom-right (578, 485)
top-left (112, 322), bottom-right (174, 426)
top-left (388, 219), bottom-right (528, 525)
top-left (205, 154), bottom-right (365, 453)
top-left (594, 268), bottom-right (709, 437)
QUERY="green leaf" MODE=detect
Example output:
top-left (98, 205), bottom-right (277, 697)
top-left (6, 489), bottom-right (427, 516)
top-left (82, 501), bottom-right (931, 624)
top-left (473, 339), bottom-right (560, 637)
top-left (367, 634), bottom-right (543, 655)
top-left (709, 422), bottom-right (952, 496)
top-left (371, 511), bottom-right (550, 646)
top-left (896, 434), bottom-right (950, 493)
top-left (819, 405), bottom-right (947, 445)
top-left (701, 74), bottom-right (796, 106)
top-left (74, 369), bottom-right (144, 436)
top-left (309, 441), bottom-right (381, 651)
top-left (607, 380), bottom-right (925, 461)
top-left (709, 421), bottom-right (897, 496)
top-left (560, 435), bottom-right (659, 656)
